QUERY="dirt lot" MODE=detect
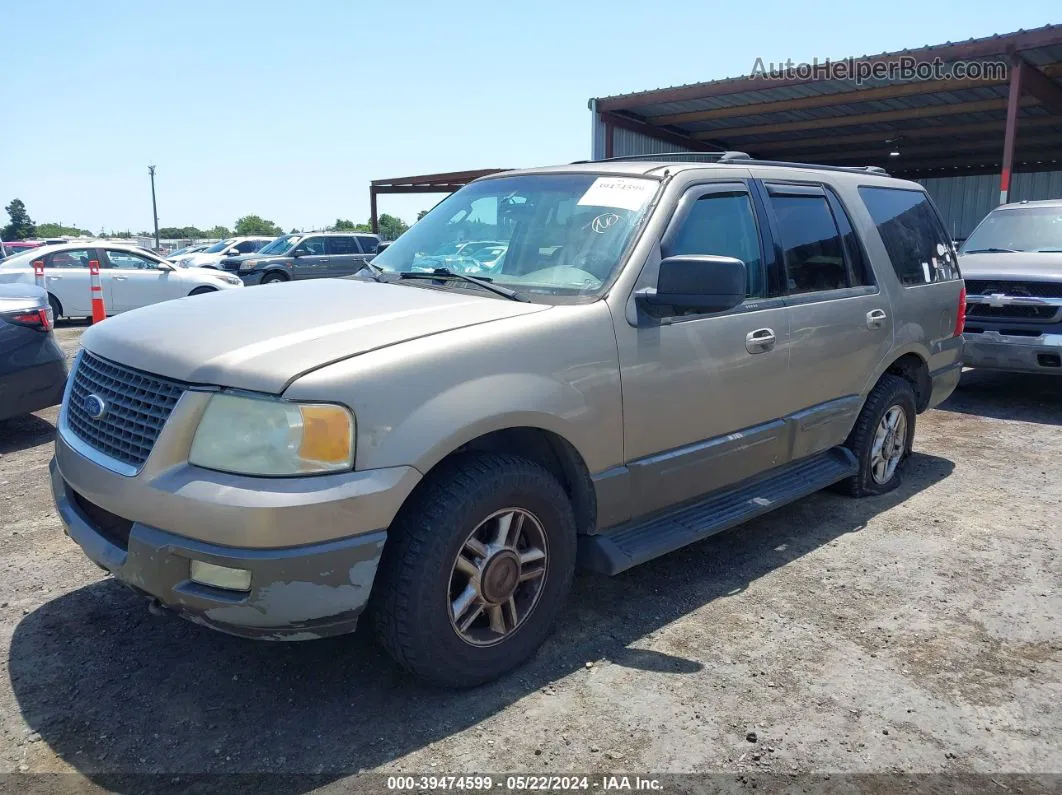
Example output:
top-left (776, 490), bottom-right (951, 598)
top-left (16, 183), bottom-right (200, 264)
top-left (0, 323), bottom-right (1059, 792)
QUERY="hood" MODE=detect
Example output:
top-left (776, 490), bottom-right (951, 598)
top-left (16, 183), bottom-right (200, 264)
top-left (180, 252), bottom-right (222, 266)
top-left (80, 279), bottom-right (549, 393)
top-left (958, 251), bottom-right (1062, 282)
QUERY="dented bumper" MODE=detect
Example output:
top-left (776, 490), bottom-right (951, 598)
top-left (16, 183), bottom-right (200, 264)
top-left (50, 456), bottom-right (388, 640)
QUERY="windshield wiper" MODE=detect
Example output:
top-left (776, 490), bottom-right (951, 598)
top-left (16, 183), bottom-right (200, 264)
top-left (398, 268), bottom-right (528, 302)
top-left (352, 258), bottom-right (386, 281)
top-left (963, 247), bottom-right (1019, 254)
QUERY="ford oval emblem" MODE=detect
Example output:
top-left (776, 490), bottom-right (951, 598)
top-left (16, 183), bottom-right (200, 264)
top-left (84, 394), bottom-right (107, 421)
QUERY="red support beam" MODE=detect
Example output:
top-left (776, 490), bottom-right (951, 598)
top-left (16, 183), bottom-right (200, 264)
top-left (370, 186), bottom-right (379, 235)
top-left (1000, 61), bottom-right (1024, 204)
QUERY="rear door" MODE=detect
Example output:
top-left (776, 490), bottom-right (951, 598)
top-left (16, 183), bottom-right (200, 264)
top-left (757, 180), bottom-right (893, 460)
top-left (290, 236), bottom-right (329, 279)
top-left (326, 235), bottom-right (362, 277)
top-left (43, 247), bottom-right (106, 317)
top-left (102, 249), bottom-right (177, 312)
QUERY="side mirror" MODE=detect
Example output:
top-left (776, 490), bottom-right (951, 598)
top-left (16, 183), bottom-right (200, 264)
top-left (291, 248), bottom-right (305, 258)
top-left (158, 261), bottom-right (174, 271)
top-left (636, 255), bottom-right (746, 315)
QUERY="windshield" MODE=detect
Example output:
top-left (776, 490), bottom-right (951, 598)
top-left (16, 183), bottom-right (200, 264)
top-left (203, 239), bottom-right (234, 254)
top-left (962, 206), bottom-right (1062, 254)
top-left (257, 234), bottom-right (302, 256)
top-left (370, 173), bottom-right (659, 299)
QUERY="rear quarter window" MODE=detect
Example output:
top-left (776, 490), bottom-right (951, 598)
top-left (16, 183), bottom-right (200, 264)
top-left (858, 186), bottom-right (959, 285)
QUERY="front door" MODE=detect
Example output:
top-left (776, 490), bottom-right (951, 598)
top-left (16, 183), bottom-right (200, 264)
top-left (615, 182), bottom-right (793, 518)
top-left (102, 249), bottom-right (176, 312)
top-left (291, 236), bottom-right (329, 279)
top-left (759, 181), bottom-right (894, 460)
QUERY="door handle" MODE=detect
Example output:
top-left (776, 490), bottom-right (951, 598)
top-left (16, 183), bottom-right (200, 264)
top-left (745, 327), bottom-right (776, 354)
top-left (114, 276), bottom-right (127, 281)
top-left (47, 275), bottom-right (61, 280)
top-left (866, 309), bottom-right (888, 329)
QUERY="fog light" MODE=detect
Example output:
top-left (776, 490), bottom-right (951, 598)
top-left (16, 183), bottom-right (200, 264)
top-left (189, 560), bottom-right (252, 591)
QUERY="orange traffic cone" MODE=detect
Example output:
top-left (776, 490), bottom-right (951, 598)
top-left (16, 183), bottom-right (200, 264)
top-left (89, 259), bottom-right (107, 323)
top-left (32, 259), bottom-right (46, 290)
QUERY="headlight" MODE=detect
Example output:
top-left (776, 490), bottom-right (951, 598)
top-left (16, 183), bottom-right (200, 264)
top-left (212, 274), bottom-right (241, 285)
top-left (189, 393), bottom-right (355, 476)
top-left (238, 259), bottom-right (259, 272)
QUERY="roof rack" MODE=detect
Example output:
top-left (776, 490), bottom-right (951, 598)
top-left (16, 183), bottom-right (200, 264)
top-left (570, 151), bottom-right (752, 164)
top-left (573, 151), bottom-right (889, 176)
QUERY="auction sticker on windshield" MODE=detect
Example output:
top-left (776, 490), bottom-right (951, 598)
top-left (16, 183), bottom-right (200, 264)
top-left (577, 177), bottom-right (657, 212)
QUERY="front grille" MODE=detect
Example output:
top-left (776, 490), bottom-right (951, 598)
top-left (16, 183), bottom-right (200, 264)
top-left (68, 352), bottom-right (187, 468)
top-left (966, 303), bottom-right (1058, 320)
top-left (221, 260), bottom-right (241, 272)
top-left (965, 280), bottom-right (1062, 299)
top-left (71, 489), bottom-right (133, 550)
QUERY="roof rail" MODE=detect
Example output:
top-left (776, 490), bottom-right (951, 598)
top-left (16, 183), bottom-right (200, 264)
top-left (574, 151), bottom-right (889, 176)
top-left (571, 151), bottom-right (752, 164)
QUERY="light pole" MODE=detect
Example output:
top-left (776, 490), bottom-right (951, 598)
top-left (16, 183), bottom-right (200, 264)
top-left (148, 165), bottom-right (160, 250)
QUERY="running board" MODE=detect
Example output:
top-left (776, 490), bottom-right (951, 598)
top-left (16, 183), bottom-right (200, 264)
top-left (579, 448), bottom-right (857, 575)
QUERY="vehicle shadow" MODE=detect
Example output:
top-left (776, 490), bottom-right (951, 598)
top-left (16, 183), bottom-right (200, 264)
top-left (9, 453), bottom-right (954, 792)
top-left (0, 413), bottom-right (56, 455)
top-left (939, 369), bottom-right (1060, 426)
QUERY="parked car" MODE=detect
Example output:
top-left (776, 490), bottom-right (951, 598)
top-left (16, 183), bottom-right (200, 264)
top-left (0, 241), bottom-right (44, 261)
top-left (166, 243), bottom-right (211, 262)
top-left (959, 199), bottom-right (1062, 374)
top-left (172, 237), bottom-right (274, 269)
top-left (0, 284), bottom-right (67, 421)
top-left (220, 231), bottom-right (382, 284)
top-left (411, 240), bottom-right (508, 274)
top-left (49, 156), bottom-right (964, 687)
top-left (0, 242), bottom-right (243, 320)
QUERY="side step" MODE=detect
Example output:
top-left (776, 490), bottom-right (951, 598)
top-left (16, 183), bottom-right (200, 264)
top-left (578, 447), bottom-right (857, 575)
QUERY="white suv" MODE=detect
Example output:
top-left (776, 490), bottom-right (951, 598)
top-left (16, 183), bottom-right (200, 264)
top-left (173, 237), bottom-right (273, 269)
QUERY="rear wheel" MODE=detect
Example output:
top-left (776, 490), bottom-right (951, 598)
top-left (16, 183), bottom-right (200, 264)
top-left (371, 453), bottom-right (576, 687)
top-left (48, 294), bottom-right (62, 321)
top-left (261, 272), bottom-right (288, 285)
top-left (837, 374), bottom-right (917, 497)
top-left (189, 286), bottom-right (216, 296)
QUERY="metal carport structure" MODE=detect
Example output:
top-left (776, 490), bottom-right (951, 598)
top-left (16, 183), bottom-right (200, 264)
top-left (589, 26), bottom-right (1062, 236)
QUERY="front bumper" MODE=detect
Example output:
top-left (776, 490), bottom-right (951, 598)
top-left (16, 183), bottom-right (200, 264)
top-left (238, 270), bottom-right (266, 285)
top-left (962, 331), bottom-right (1062, 374)
top-left (51, 457), bottom-right (388, 639)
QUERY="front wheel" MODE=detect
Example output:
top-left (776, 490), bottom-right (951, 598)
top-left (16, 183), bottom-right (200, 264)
top-left (837, 374), bottom-right (917, 497)
top-left (189, 286), bottom-right (216, 296)
top-left (371, 453), bottom-right (576, 687)
top-left (260, 273), bottom-right (288, 285)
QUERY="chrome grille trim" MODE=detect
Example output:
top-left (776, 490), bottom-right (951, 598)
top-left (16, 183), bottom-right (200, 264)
top-left (65, 351), bottom-right (188, 470)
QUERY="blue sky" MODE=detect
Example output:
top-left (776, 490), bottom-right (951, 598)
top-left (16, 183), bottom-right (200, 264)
top-left (2, 1), bottom-right (1056, 234)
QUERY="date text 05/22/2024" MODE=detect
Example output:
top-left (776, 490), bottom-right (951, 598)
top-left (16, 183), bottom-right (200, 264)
top-left (386, 775), bottom-right (665, 791)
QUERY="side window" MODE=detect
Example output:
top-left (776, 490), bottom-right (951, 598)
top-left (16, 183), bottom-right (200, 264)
top-left (294, 237), bottom-right (326, 256)
top-left (356, 235), bottom-right (379, 254)
top-left (45, 248), bottom-right (95, 269)
top-left (104, 250), bottom-right (160, 270)
top-left (858, 186), bottom-right (959, 285)
top-left (825, 189), bottom-right (874, 286)
top-left (327, 236), bottom-right (359, 255)
top-left (235, 240), bottom-right (263, 254)
top-left (667, 191), bottom-right (764, 298)
top-left (768, 191), bottom-right (848, 294)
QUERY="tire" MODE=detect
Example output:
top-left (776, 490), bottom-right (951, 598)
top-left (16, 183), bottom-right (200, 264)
top-left (48, 294), bottom-right (62, 321)
top-left (837, 374), bottom-right (917, 497)
top-left (371, 453), bottom-right (577, 687)
top-left (189, 286), bottom-right (216, 296)
top-left (261, 272), bottom-right (288, 285)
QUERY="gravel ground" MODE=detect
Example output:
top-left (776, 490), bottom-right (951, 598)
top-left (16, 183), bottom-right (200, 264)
top-left (0, 323), bottom-right (1059, 793)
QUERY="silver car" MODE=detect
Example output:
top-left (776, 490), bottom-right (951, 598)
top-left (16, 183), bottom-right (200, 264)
top-left (50, 156), bottom-right (964, 686)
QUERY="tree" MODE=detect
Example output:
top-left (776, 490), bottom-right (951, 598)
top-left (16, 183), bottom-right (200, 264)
top-left (377, 213), bottom-right (409, 241)
top-left (416, 209), bottom-right (430, 221)
top-left (234, 215), bottom-right (282, 236)
top-left (3, 199), bottom-right (36, 241)
top-left (331, 218), bottom-right (357, 231)
top-left (36, 222), bottom-right (91, 238)
top-left (205, 225), bottom-right (231, 239)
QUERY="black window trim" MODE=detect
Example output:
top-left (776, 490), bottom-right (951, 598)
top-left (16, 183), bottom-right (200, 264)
top-left (759, 179), bottom-right (881, 304)
top-left (857, 183), bottom-right (960, 288)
